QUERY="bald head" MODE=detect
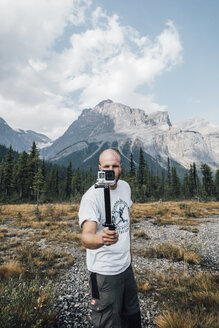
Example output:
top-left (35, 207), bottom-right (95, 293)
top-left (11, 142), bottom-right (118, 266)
top-left (99, 149), bottom-right (121, 166)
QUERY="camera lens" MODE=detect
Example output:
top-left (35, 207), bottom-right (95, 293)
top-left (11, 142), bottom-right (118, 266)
top-left (106, 171), bottom-right (115, 180)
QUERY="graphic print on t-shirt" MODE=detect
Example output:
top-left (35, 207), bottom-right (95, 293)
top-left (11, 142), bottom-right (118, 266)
top-left (112, 199), bottom-right (129, 234)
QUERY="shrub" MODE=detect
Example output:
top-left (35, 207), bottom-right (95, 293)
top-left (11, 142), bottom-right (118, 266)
top-left (0, 277), bottom-right (58, 327)
top-left (139, 242), bottom-right (201, 264)
top-left (0, 261), bottom-right (23, 279)
top-left (134, 231), bottom-right (150, 239)
top-left (154, 272), bottom-right (219, 328)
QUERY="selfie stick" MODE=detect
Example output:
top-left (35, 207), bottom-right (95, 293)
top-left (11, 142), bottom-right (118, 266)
top-left (94, 183), bottom-right (115, 230)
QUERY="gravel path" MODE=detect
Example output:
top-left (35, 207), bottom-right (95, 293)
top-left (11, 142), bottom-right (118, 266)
top-left (55, 216), bottom-right (219, 327)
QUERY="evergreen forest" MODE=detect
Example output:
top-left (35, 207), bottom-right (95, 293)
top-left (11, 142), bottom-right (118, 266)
top-left (0, 143), bottom-right (219, 204)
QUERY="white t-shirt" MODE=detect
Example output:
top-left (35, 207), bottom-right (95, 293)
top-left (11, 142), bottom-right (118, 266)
top-left (79, 180), bottom-right (133, 275)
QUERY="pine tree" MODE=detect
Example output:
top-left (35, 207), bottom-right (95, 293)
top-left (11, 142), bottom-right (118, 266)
top-left (0, 160), bottom-right (4, 196)
top-left (27, 142), bottom-right (40, 199)
top-left (192, 163), bottom-right (199, 199)
top-left (15, 151), bottom-right (29, 199)
top-left (72, 168), bottom-right (81, 197)
top-left (188, 163), bottom-right (200, 199)
top-left (85, 165), bottom-right (94, 191)
top-left (215, 169), bottom-right (219, 201)
top-left (143, 161), bottom-right (152, 199)
top-left (159, 170), bottom-right (166, 200)
top-left (41, 159), bottom-right (46, 181)
top-left (32, 167), bottom-right (44, 218)
top-left (171, 167), bottom-right (181, 199)
top-left (129, 153), bottom-right (136, 177)
top-left (151, 172), bottom-right (161, 200)
top-left (166, 157), bottom-right (172, 199)
top-left (2, 146), bottom-right (14, 198)
top-left (65, 162), bottom-right (73, 198)
top-left (182, 172), bottom-right (191, 199)
top-left (201, 163), bottom-right (214, 198)
top-left (46, 166), bottom-right (59, 199)
top-left (137, 148), bottom-right (145, 186)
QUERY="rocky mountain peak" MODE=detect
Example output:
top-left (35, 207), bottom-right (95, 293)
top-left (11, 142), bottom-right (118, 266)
top-left (96, 99), bottom-right (113, 108)
top-left (146, 111), bottom-right (172, 127)
top-left (0, 117), bottom-right (51, 152)
top-left (38, 100), bottom-right (219, 172)
top-left (0, 117), bottom-right (7, 125)
top-left (174, 117), bottom-right (219, 135)
top-left (92, 100), bottom-right (171, 131)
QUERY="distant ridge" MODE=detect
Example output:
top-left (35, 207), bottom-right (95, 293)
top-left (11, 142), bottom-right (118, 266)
top-left (0, 117), bottom-right (51, 152)
top-left (39, 100), bottom-right (219, 172)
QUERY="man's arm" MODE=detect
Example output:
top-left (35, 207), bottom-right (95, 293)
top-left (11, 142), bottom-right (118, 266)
top-left (82, 220), bottom-right (119, 249)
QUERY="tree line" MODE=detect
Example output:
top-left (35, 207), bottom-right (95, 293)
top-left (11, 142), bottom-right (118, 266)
top-left (0, 143), bottom-right (219, 203)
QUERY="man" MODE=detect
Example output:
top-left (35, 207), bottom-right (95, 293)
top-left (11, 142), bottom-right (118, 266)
top-left (79, 148), bottom-right (141, 328)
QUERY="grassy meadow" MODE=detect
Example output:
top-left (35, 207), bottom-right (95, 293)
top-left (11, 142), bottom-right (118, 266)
top-left (0, 201), bottom-right (219, 327)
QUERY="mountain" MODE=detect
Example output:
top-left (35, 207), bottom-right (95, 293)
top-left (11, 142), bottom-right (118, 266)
top-left (0, 117), bottom-right (51, 153)
top-left (173, 118), bottom-right (219, 169)
top-left (41, 100), bottom-right (219, 173)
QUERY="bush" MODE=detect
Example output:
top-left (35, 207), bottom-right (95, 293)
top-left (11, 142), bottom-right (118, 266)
top-left (141, 242), bottom-right (201, 264)
top-left (154, 272), bottom-right (219, 328)
top-left (0, 277), bottom-right (58, 327)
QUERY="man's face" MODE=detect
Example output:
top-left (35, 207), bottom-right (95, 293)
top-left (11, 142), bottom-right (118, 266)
top-left (99, 151), bottom-right (122, 188)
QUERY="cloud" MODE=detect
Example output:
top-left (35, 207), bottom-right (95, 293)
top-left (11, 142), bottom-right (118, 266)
top-left (0, 1), bottom-right (182, 139)
top-left (61, 10), bottom-right (182, 111)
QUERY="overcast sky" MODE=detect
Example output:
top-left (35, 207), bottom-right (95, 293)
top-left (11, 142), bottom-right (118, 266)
top-left (0, 0), bottom-right (218, 139)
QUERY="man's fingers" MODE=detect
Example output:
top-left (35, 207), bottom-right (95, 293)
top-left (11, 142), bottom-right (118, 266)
top-left (103, 227), bottom-right (116, 234)
top-left (102, 229), bottom-right (119, 245)
top-left (102, 232), bottom-right (118, 240)
top-left (103, 227), bottom-right (118, 237)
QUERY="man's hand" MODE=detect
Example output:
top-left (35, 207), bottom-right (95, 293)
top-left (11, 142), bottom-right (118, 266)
top-left (82, 221), bottom-right (119, 249)
top-left (102, 227), bottom-right (119, 246)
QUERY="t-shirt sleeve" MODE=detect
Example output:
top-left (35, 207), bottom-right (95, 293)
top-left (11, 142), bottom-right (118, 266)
top-left (126, 182), bottom-right (133, 207)
top-left (78, 196), bottom-right (100, 228)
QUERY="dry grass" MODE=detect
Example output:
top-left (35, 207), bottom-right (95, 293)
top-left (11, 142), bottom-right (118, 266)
top-left (135, 241), bottom-right (201, 264)
top-left (179, 226), bottom-right (199, 233)
top-left (0, 203), bottom-right (79, 224)
top-left (0, 277), bottom-right (58, 327)
top-left (0, 261), bottom-right (24, 279)
top-left (0, 203), bottom-right (80, 326)
top-left (0, 203), bottom-right (80, 280)
top-left (152, 215), bottom-right (204, 226)
top-left (153, 271), bottom-right (219, 328)
top-left (136, 269), bottom-right (219, 328)
top-left (14, 243), bottom-right (76, 278)
top-left (0, 227), bottom-right (8, 233)
top-left (137, 280), bottom-right (153, 293)
top-left (130, 201), bottom-right (219, 224)
top-left (134, 231), bottom-right (150, 239)
top-left (1, 201), bottom-right (217, 270)
top-left (0, 202), bottom-right (218, 326)
top-left (155, 310), bottom-right (219, 328)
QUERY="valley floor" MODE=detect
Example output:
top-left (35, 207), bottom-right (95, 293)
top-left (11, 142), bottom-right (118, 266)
top-left (55, 213), bottom-right (219, 327)
top-left (0, 201), bottom-right (219, 327)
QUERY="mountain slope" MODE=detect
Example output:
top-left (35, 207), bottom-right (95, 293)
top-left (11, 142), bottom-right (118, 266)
top-left (0, 117), bottom-right (51, 152)
top-left (41, 100), bottom-right (219, 172)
